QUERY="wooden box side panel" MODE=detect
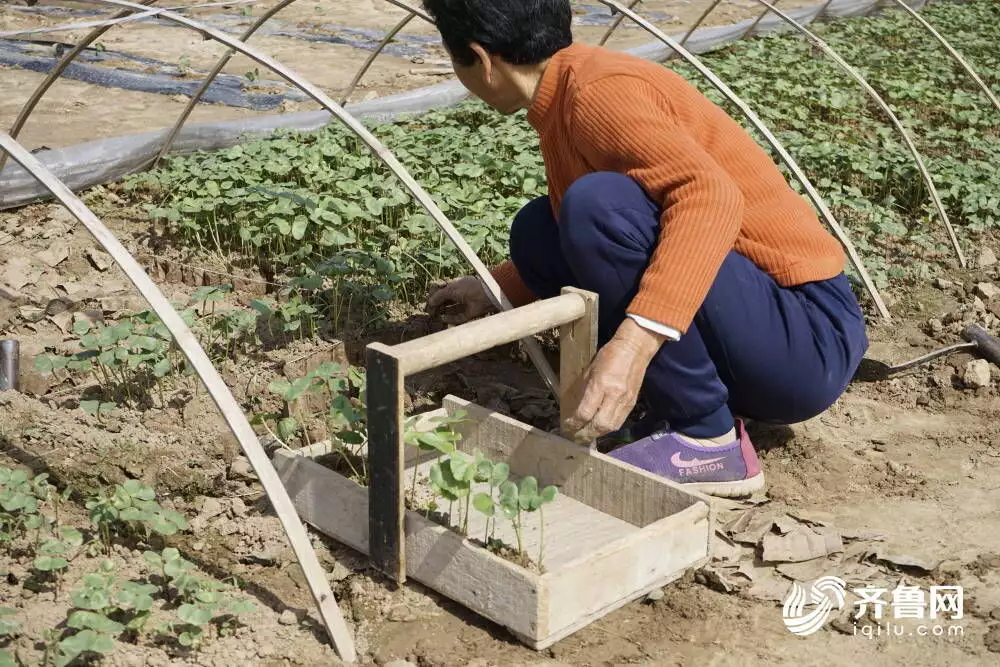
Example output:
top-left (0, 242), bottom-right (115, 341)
top-left (273, 450), bottom-right (543, 640)
top-left (542, 504), bottom-right (711, 639)
top-left (442, 396), bottom-right (707, 527)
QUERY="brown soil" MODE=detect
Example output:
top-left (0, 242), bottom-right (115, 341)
top-left (1, 0), bottom-right (818, 151)
top-left (3, 190), bottom-right (1000, 665)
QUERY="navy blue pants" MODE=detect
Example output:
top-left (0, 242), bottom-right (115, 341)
top-left (509, 172), bottom-right (869, 438)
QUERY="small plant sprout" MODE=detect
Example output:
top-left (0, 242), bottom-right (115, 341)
top-left (496, 476), bottom-right (557, 567)
top-left (403, 410), bottom-right (468, 502)
top-left (144, 548), bottom-right (255, 647)
top-left (86, 480), bottom-right (188, 552)
top-left (471, 458), bottom-right (509, 544)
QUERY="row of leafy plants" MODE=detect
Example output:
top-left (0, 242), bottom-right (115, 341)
top-left (123, 0), bottom-right (999, 322)
top-left (33, 285), bottom-right (321, 418)
top-left (0, 468), bottom-right (254, 666)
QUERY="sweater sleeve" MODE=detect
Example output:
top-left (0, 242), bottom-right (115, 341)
top-left (490, 259), bottom-right (538, 308)
top-left (570, 76), bottom-right (744, 333)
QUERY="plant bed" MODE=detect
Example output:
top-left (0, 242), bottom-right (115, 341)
top-left (273, 395), bottom-right (712, 650)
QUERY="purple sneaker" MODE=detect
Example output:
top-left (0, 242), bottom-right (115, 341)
top-left (608, 420), bottom-right (765, 498)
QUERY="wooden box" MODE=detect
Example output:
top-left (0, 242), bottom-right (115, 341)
top-left (273, 394), bottom-right (712, 649)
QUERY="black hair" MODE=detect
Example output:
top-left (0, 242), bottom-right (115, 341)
top-left (422, 0), bottom-right (573, 67)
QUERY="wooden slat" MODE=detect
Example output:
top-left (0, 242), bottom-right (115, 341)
top-left (558, 287), bottom-right (598, 441)
top-left (273, 451), bottom-right (543, 640)
top-left (543, 504), bottom-right (709, 638)
top-left (442, 396), bottom-right (710, 526)
top-left (366, 343), bottom-right (406, 584)
top-left (392, 292), bottom-right (586, 375)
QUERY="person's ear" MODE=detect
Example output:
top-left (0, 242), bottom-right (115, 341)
top-left (468, 42), bottom-right (494, 85)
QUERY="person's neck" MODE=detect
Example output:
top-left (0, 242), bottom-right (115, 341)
top-left (503, 59), bottom-right (550, 111)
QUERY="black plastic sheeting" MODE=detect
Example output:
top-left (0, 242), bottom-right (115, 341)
top-left (0, 38), bottom-right (308, 111)
top-left (0, 0), bottom-right (928, 210)
top-left (0, 3), bottom-right (675, 110)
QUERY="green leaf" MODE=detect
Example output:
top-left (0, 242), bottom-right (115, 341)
top-left (33, 556), bottom-right (69, 571)
top-left (415, 430), bottom-right (456, 455)
top-left (285, 376), bottom-right (313, 401)
top-left (152, 357), bottom-right (172, 377)
top-left (267, 378), bottom-right (292, 396)
top-left (277, 418), bottom-right (299, 442)
top-left (0, 608), bottom-right (20, 637)
top-left (498, 481), bottom-right (518, 511)
top-left (71, 585), bottom-right (109, 610)
top-left (67, 610), bottom-right (124, 634)
top-left (60, 526), bottom-right (84, 547)
top-left (228, 599), bottom-right (256, 615)
top-left (472, 492), bottom-right (495, 517)
top-left (58, 629), bottom-right (115, 658)
top-left (178, 603), bottom-right (215, 626)
top-left (540, 485), bottom-right (558, 504)
top-left (518, 476), bottom-right (539, 511)
top-left (491, 462), bottom-right (510, 486)
top-left (448, 456), bottom-right (470, 482)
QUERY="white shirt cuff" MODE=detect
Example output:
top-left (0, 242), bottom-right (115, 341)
top-left (627, 314), bottom-right (681, 341)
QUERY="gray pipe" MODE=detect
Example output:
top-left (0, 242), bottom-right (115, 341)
top-left (0, 339), bottom-right (19, 391)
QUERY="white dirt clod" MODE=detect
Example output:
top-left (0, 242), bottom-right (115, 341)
top-left (963, 359), bottom-right (992, 389)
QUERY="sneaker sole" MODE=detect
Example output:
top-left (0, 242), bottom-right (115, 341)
top-left (682, 471), bottom-right (766, 498)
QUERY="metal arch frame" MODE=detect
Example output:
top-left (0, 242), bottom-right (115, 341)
top-left (156, 0), bottom-right (431, 164)
top-left (884, 0), bottom-right (1000, 113)
top-left (0, 132), bottom-right (358, 662)
top-left (153, 0), bottom-right (298, 166)
top-left (593, 0), bottom-right (890, 320)
top-left (598, 0), bottom-right (642, 47)
top-left (680, 0), bottom-right (723, 48)
top-left (339, 11), bottom-right (418, 106)
top-left (82, 0), bottom-right (561, 396)
top-left (740, 0), bottom-right (781, 40)
top-left (0, 0), bottom-right (159, 174)
top-left (748, 0), bottom-right (965, 267)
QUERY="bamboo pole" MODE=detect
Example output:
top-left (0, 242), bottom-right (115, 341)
top-left (747, 0), bottom-right (965, 267)
top-left (0, 132), bottom-right (358, 663)
top-left (593, 0), bottom-right (891, 320)
top-left (884, 0), bottom-right (1000, 113)
top-left (85, 0), bottom-right (562, 401)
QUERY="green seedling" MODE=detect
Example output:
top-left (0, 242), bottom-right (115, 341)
top-left (35, 310), bottom-right (186, 409)
top-left (471, 458), bottom-right (509, 544)
top-left (144, 548), bottom-right (255, 647)
top-left (404, 410), bottom-right (469, 516)
top-left (86, 480), bottom-right (188, 552)
top-left (251, 294), bottom-right (318, 340)
top-left (496, 476), bottom-right (557, 567)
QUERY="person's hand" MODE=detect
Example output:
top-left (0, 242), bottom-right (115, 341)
top-left (563, 318), bottom-right (666, 443)
top-left (426, 275), bottom-right (497, 325)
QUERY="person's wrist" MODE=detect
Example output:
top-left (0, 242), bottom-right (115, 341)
top-left (612, 317), bottom-right (666, 363)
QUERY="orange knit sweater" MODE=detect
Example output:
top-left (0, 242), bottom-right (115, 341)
top-left (491, 42), bottom-right (846, 334)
